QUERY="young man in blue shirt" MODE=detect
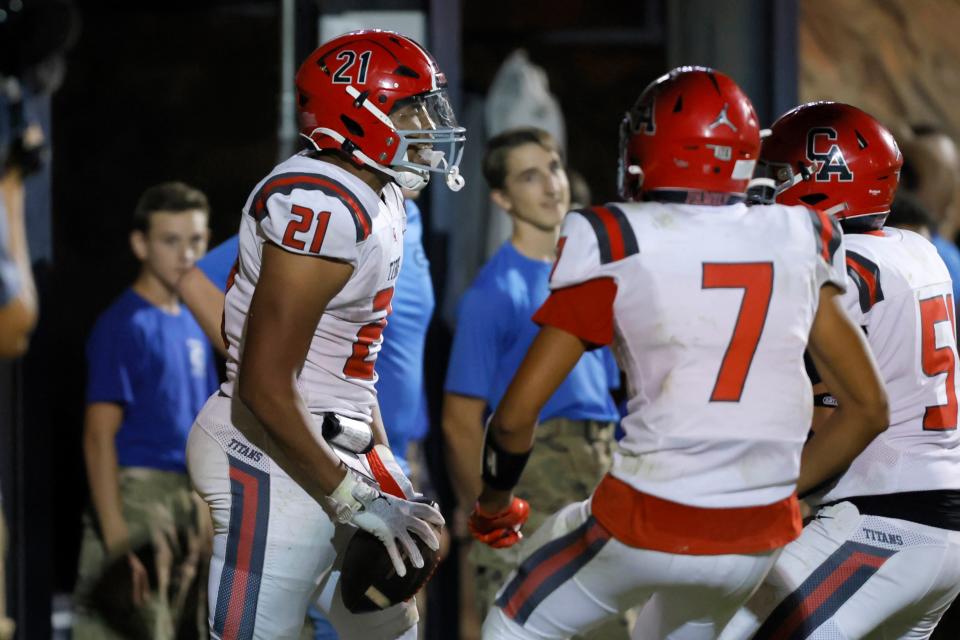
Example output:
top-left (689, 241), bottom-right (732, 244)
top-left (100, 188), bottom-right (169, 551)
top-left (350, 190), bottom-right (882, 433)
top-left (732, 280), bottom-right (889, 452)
top-left (73, 182), bottom-right (219, 639)
top-left (442, 127), bottom-right (624, 637)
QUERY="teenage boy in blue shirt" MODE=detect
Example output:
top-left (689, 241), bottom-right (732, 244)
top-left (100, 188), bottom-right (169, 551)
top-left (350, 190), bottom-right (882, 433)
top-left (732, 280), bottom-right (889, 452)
top-left (73, 182), bottom-right (218, 639)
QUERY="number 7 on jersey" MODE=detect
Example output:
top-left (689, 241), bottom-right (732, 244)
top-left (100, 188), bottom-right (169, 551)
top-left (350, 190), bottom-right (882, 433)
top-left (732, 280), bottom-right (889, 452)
top-left (702, 262), bottom-right (774, 402)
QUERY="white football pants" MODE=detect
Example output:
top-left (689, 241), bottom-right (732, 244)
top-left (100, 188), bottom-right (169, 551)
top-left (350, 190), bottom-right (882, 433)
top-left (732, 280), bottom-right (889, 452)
top-left (481, 498), bottom-right (779, 640)
top-left (718, 501), bottom-right (960, 640)
top-left (186, 394), bottom-right (418, 640)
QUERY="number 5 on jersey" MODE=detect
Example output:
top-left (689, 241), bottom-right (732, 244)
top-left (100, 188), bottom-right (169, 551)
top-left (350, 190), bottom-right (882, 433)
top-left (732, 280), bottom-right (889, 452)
top-left (920, 293), bottom-right (959, 430)
top-left (703, 262), bottom-right (774, 402)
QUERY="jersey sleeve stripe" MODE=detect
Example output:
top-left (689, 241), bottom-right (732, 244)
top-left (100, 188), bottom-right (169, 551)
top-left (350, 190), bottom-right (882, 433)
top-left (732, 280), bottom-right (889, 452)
top-left (845, 251), bottom-right (884, 313)
top-left (578, 206), bottom-right (640, 264)
top-left (250, 172), bottom-right (374, 241)
top-left (576, 208), bottom-right (613, 264)
top-left (604, 205), bottom-right (640, 257)
top-left (806, 208), bottom-right (842, 263)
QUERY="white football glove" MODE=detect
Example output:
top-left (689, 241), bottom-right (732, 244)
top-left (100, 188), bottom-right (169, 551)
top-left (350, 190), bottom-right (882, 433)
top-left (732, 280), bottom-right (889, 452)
top-left (365, 444), bottom-right (416, 499)
top-left (329, 468), bottom-right (444, 577)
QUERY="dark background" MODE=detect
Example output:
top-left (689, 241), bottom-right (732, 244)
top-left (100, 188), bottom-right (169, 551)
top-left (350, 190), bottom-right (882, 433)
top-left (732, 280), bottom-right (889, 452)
top-left (51, 0), bottom-right (281, 594)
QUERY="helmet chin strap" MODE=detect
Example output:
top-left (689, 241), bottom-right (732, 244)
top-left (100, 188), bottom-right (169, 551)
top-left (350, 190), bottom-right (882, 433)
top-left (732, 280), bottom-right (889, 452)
top-left (772, 161), bottom-right (816, 200)
top-left (445, 165), bottom-right (465, 192)
top-left (747, 177), bottom-right (776, 192)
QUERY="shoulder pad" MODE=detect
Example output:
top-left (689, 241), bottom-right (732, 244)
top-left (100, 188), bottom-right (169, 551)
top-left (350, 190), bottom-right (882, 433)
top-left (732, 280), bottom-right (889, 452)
top-left (573, 205), bottom-right (639, 264)
top-left (249, 172), bottom-right (374, 242)
top-left (805, 207), bottom-right (842, 265)
top-left (845, 250), bottom-right (884, 313)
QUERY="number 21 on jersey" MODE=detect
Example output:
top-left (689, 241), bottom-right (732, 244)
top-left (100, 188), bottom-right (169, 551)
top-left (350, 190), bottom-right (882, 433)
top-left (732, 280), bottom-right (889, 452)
top-left (343, 287), bottom-right (394, 380)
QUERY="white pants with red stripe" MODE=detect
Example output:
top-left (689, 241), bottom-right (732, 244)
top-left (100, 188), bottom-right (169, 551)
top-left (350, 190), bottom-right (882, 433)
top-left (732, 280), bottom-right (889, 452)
top-left (186, 394), bottom-right (418, 640)
top-left (718, 501), bottom-right (960, 640)
top-left (481, 499), bottom-right (779, 640)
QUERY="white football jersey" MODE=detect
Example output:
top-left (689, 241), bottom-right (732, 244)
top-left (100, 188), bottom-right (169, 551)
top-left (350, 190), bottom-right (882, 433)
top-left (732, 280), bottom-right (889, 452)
top-left (220, 153), bottom-right (406, 423)
top-left (816, 228), bottom-right (960, 503)
top-left (546, 201), bottom-right (846, 509)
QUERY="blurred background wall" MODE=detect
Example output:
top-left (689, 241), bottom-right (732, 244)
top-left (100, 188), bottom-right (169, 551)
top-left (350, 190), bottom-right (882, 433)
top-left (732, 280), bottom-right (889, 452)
top-left (800, 0), bottom-right (960, 137)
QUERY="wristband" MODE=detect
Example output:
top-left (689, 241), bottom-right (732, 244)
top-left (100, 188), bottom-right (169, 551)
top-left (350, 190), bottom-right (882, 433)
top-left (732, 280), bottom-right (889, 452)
top-left (813, 393), bottom-right (838, 408)
top-left (328, 468), bottom-right (376, 524)
top-left (481, 417), bottom-right (532, 491)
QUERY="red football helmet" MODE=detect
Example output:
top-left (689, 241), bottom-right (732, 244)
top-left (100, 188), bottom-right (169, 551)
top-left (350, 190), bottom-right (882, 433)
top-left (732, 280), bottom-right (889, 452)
top-left (755, 101), bottom-right (902, 229)
top-left (618, 66), bottom-right (761, 202)
top-left (296, 30), bottom-right (465, 191)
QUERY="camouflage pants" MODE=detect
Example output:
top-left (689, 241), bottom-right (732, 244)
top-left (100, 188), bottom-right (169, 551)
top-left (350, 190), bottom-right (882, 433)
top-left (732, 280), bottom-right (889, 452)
top-left (73, 468), bottom-right (210, 640)
top-left (470, 417), bottom-right (631, 639)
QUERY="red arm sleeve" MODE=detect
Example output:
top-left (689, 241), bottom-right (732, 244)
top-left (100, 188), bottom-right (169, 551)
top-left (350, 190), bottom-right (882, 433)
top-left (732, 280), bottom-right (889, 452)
top-left (532, 277), bottom-right (617, 348)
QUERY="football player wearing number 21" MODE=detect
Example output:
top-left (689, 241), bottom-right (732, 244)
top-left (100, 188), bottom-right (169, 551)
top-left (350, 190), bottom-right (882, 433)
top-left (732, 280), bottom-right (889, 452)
top-left (472, 68), bottom-right (889, 639)
top-left (185, 30), bottom-right (464, 640)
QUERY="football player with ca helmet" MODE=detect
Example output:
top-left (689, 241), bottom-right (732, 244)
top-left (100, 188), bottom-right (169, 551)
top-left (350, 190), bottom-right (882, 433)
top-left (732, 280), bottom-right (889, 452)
top-left (721, 102), bottom-right (960, 640)
top-left (474, 69), bottom-right (887, 639)
top-left (748, 101), bottom-right (900, 227)
top-left (187, 30), bottom-right (458, 639)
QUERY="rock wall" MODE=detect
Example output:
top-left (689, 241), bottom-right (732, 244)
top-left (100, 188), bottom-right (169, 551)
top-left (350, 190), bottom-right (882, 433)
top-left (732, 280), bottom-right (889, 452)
top-left (800, 0), bottom-right (960, 139)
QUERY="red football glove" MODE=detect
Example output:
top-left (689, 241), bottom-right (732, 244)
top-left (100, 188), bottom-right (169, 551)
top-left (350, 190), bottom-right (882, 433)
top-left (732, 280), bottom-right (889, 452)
top-left (468, 497), bottom-right (530, 549)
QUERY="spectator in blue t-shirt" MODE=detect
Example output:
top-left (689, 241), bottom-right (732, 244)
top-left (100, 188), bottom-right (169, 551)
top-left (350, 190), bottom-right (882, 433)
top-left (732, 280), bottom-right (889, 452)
top-left (73, 182), bottom-right (218, 639)
top-left (441, 128), bottom-right (623, 635)
top-left (378, 194), bottom-right (435, 472)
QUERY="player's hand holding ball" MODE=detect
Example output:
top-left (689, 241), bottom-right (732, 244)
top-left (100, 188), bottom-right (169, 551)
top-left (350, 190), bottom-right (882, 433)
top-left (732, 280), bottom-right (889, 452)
top-left (330, 468), bottom-right (446, 613)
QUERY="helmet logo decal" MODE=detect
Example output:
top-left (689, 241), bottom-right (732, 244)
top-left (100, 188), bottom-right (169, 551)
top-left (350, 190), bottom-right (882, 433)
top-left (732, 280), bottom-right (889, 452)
top-left (806, 127), bottom-right (853, 182)
top-left (332, 50), bottom-right (372, 85)
top-left (631, 100), bottom-right (656, 136)
top-left (708, 103), bottom-right (738, 132)
top-left (705, 144), bottom-right (732, 161)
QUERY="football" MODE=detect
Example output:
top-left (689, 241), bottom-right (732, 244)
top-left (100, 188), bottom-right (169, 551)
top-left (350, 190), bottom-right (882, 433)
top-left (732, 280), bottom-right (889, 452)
top-left (340, 500), bottom-right (444, 614)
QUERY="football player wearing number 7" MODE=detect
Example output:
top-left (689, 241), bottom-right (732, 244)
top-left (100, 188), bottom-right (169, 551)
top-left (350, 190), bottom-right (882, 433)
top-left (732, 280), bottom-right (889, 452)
top-left (719, 104), bottom-right (960, 640)
top-left (471, 68), bottom-right (889, 640)
top-left (186, 30), bottom-right (465, 639)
